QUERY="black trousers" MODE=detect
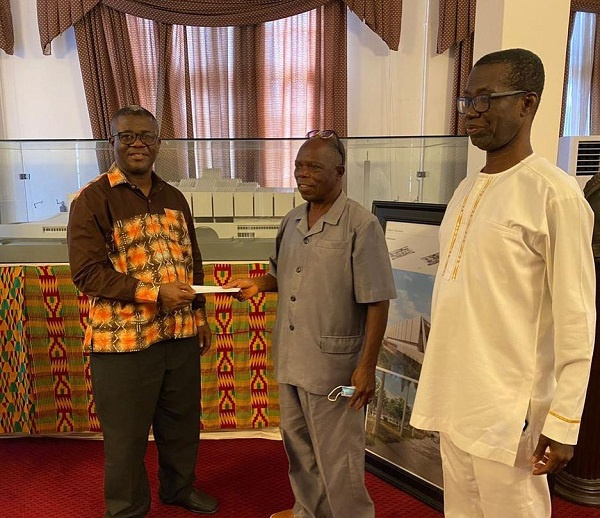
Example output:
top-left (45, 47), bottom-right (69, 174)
top-left (91, 336), bottom-right (201, 518)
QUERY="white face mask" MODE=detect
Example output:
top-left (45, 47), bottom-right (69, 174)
top-left (327, 385), bottom-right (356, 402)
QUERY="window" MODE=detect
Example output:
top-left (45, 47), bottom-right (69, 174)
top-left (125, 11), bottom-right (326, 188)
top-left (563, 11), bottom-right (597, 136)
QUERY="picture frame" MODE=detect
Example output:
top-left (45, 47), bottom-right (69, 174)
top-left (366, 201), bottom-right (446, 512)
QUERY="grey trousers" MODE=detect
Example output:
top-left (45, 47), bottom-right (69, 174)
top-left (91, 336), bottom-right (201, 518)
top-left (279, 383), bottom-right (374, 518)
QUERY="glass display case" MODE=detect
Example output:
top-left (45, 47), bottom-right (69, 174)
top-left (0, 136), bottom-right (467, 263)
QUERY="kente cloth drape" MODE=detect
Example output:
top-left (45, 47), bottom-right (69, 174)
top-left (561, 0), bottom-right (600, 135)
top-left (0, 263), bottom-right (279, 434)
top-left (37, 0), bottom-right (403, 54)
top-left (437, 0), bottom-right (476, 136)
top-left (0, 0), bottom-right (13, 55)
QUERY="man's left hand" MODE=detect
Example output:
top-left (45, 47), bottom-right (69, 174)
top-left (198, 323), bottom-right (212, 356)
top-left (348, 364), bottom-right (376, 410)
top-left (531, 434), bottom-right (573, 475)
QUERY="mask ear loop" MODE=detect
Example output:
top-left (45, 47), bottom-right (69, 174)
top-left (327, 386), bottom-right (343, 402)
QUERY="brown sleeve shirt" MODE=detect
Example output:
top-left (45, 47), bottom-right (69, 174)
top-left (67, 164), bottom-right (206, 352)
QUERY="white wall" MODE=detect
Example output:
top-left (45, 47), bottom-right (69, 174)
top-left (0, 1), bottom-right (92, 139)
top-left (346, 2), bottom-right (460, 206)
top-left (347, 1), bottom-right (453, 136)
top-left (0, 1), bottom-right (453, 140)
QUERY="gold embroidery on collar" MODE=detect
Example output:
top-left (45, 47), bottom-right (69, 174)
top-left (451, 178), bottom-right (493, 280)
top-left (441, 177), bottom-right (493, 280)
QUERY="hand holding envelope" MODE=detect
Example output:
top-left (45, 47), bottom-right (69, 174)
top-left (191, 285), bottom-right (241, 294)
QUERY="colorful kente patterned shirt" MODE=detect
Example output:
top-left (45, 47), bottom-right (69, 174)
top-left (67, 164), bottom-right (206, 353)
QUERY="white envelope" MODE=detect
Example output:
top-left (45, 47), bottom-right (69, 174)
top-left (191, 285), bottom-right (240, 294)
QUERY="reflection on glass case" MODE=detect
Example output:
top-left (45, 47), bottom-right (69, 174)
top-left (0, 137), bottom-right (467, 263)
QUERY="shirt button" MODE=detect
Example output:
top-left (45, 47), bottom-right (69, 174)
top-left (296, 267), bottom-right (302, 273)
top-left (303, 238), bottom-right (309, 244)
top-left (291, 296), bottom-right (296, 302)
top-left (289, 324), bottom-right (294, 331)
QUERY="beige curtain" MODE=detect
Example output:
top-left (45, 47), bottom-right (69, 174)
top-left (0, 0), bottom-right (14, 55)
top-left (437, 0), bottom-right (476, 135)
top-left (257, 2), bottom-right (348, 185)
top-left (562, 0), bottom-right (600, 135)
top-left (37, 0), bottom-right (402, 54)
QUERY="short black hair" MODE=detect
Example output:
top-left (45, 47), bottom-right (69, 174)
top-left (474, 48), bottom-right (545, 100)
top-left (110, 105), bottom-right (158, 134)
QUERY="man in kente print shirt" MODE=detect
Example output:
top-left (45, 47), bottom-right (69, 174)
top-left (68, 105), bottom-right (218, 517)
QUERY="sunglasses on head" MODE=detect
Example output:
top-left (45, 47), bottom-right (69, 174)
top-left (306, 129), bottom-right (339, 139)
top-left (306, 130), bottom-right (345, 165)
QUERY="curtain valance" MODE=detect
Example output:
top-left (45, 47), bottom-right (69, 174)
top-left (0, 0), bottom-right (14, 55)
top-left (571, 0), bottom-right (600, 14)
top-left (437, 0), bottom-right (475, 54)
top-left (37, 0), bottom-right (402, 55)
top-left (346, 0), bottom-right (402, 51)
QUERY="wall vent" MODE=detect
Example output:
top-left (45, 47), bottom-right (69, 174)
top-left (236, 224), bottom-right (279, 239)
top-left (557, 136), bottom-right (600, 188)
top-left (42, 225), bottom-right (68, 234)
top-left (575, 140), bottom-right (600, 175)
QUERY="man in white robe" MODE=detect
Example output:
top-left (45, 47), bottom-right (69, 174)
top-left (411, 48), bottom-right (595, 518)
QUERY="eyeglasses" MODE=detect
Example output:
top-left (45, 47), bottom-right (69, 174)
top-left (456, 91), bottom-right (528, 114)
top-left (110, 131), bottom-right (159, 146)
top-left (306, 129), bottom-right (345, 165)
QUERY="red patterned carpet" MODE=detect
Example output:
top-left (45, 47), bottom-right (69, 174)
top-left (0, 437), bottom-right (598, 517)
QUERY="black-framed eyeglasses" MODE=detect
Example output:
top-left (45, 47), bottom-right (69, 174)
top-left (306, 129), bottom-right (345, 165)
top-left (110, 131), bottom-right (159, 146)
top-left (456, 90), bottom-right (528, 114)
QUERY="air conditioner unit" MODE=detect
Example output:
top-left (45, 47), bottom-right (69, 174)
top-left (557, 136), bottom-right (600, 189)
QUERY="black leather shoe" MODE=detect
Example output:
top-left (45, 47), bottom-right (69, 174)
top-left (167, 489), bottom-right (218, 514)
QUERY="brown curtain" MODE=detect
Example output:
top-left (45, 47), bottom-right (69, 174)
top-left (437, 0), bottom-right (476, 135)
top-left (73, 5), bottom-right (139, 138)
top-left (70, 3), bottom-right (346, 187)
top-left (0, 0), bottom-right (14, 55)
top-left (345, 0), bottom-right (402, 51)
top-left (561, 0), bottom-right (600, 135)
top-left (73, 4), bottom-right (139, 172)
top-left (37, 0), bottom-right (402, 54)
top-left (73, 4), bottom-right (347, 138)
top-left (593, 16), bottom-right (600, 133)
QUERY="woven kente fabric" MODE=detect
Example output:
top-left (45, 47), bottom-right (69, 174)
top-left (0, 263), bottom-right (278, 434)
top-left (25, 265), bottom-right (98, 433)
top-left (202, 263), bottom-right (278, 430)
top-left (0, 266), bottom-right (35, 433)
